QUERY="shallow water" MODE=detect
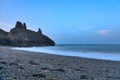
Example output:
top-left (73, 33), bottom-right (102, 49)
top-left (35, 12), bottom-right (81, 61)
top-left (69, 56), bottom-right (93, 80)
top-left (13, 44), bottom-right (120, 61)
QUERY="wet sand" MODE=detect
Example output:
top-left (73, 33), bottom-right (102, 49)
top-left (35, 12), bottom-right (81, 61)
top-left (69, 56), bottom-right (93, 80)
top-left (0, 47), bottom-right (120, 80)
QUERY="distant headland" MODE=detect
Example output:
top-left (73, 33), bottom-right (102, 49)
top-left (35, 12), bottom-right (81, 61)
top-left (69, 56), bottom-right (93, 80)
top-left (0, 21), bottom-right (55, 47)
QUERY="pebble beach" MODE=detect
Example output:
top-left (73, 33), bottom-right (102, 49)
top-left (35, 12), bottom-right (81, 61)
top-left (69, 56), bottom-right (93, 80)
top-left (0, 47), bottom-right (120, 80)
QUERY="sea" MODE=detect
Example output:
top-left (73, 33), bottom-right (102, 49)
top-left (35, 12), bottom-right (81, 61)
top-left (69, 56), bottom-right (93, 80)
top-left (13, 44), bottom-right (120, 61)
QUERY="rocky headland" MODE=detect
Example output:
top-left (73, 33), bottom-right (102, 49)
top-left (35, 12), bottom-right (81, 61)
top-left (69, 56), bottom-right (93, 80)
top-left (0, 21), bottom-right (55, 47)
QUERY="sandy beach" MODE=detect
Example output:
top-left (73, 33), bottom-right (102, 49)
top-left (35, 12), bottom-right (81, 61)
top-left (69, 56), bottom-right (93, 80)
top-left (0, 47), bottom-right (120, 80)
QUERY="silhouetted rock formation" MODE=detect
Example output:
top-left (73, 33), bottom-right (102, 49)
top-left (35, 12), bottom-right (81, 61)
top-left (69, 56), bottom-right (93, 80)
top-left (38, 28), bottom-right (42, 34)
top-left (0, 29), bottom-right (9, 46)
top-left (15, 21), bottom-right (26, 29)
top-left (0, 21), bottom-right (55, 47)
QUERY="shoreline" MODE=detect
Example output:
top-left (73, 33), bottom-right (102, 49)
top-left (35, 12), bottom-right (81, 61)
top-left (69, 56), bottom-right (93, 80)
top-left (12, 46), bottom-right (120, 61)
top-left (0, 47), bottom-right (120, 80)
top-left (13, 48), bottom-right (120, 62)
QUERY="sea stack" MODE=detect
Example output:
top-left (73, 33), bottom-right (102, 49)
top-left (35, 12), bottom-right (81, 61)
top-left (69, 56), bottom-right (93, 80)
top-left (0, 21), bottom-right (55, 47)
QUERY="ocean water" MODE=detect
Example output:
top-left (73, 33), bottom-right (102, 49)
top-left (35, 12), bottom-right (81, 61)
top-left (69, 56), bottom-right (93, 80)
top-left (13, 44), bottom-right (120, 61)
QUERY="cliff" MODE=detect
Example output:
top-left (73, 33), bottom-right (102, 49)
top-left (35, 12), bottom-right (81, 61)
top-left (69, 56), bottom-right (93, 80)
top-left (0, 21), bottom-right (55, 47)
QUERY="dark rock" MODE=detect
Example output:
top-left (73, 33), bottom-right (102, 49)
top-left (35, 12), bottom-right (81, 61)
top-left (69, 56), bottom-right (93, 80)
top-left (0, 29), bottom-right (8, 38)
top-left (55, 68), bottom-right (65, 72)
top-left (50, 68), bottom-right (65, 72)
top-left (0, 66), bottom-right (3, 70)
top-left (23, 23), bottom-right (27, 29)
top-left (29, 60), bottom-right (39, 65)
top-left (41, 67), bottom-right (50, 70)
top-left (0, 21), bottom-right (55, 47)
top-left (32, 74), bottom-right (45, 78)
top-left (15, 21), bottom-right (26, 29)
top-left (37, 28), bottom-right (42, 34)
top-left (80, 75), bottom-right (89, 79)
top-left (0, 29), bottom-right (8, 46)
top-left (0, 61), bottom-right (7, 64)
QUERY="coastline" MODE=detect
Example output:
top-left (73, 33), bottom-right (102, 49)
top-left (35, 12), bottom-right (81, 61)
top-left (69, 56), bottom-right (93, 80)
top-left (0, 47), bottom-right (120, 80)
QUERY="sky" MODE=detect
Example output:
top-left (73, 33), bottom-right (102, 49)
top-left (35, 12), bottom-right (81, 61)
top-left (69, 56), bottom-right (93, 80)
top-left (0, 0), bottom-right (120, 44)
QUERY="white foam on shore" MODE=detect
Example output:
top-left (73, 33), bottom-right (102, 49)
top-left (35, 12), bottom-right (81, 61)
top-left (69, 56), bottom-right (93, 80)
top-left (13, 47), bottom-right (120, 61)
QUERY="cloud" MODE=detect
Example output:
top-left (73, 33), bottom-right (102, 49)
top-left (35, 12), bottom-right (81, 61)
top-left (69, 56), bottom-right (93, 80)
top-left (97, 30), bottom-right (112, 36)
top-left (0, 22), bottom-right (14, 31)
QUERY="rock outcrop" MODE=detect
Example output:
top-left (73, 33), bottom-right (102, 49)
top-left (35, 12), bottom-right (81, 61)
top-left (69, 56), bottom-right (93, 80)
top-left (0, 29), bottom-right (9, 46)
top-left (0, 21), bottom-right (55, 47)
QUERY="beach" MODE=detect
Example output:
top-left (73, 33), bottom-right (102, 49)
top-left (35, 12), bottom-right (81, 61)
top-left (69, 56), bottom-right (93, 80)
top-left (0, 47), bottom-right (120, 80)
